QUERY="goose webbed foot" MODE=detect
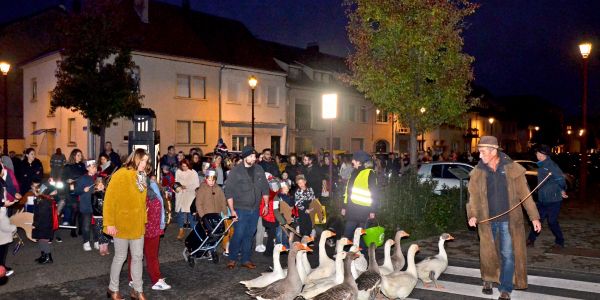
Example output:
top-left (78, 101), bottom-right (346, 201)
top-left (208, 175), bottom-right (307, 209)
top-left (429, 271), bottom-right (444, 289)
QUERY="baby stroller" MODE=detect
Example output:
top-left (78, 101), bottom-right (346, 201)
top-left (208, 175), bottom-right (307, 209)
top-left (183, 213), bottom-right (235, 267)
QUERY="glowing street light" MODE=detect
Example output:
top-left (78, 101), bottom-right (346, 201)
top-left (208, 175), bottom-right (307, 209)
top-left (0, 62), bottom-right (10, 75)
top-left (580, 43), bottom-right (592, 59)
top-left (0, 61), bottom-right (9, 155)
top-left (534, 126), bottom-right (540, 131)
top-left (322, 93), bottom-right (338, 203)
top-left (248, 75), bottom-right (258, 146)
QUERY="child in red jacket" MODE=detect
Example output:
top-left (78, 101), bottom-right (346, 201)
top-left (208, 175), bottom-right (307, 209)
top-left (260, 176), bottom-right (281, 256)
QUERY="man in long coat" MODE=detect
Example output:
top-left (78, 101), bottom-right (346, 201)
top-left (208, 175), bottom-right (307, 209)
top-left (467, 136), bottom-right (541, 300)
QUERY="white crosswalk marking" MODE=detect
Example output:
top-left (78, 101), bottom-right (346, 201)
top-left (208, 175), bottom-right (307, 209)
top-left (415, 280), bottom-right (580, 300)
top-left (445, 266), bottom-right (600, 294)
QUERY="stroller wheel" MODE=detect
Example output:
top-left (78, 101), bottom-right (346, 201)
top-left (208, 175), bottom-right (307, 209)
top-left (211, 252), bottom-right (219, 264)
top-left (188, 257), bottom-right (195, 268)
top-left (182, 248), bottom-right (190, 261)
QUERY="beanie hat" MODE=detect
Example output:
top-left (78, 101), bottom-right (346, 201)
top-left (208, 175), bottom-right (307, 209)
top-left (241, 146), bottom-right (256, 159)
top-left (352, 150), bottom-right (370, 163)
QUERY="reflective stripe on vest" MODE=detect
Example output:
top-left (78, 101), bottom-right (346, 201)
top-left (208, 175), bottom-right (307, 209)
top-left (344, 169), bottom-right (373, 207)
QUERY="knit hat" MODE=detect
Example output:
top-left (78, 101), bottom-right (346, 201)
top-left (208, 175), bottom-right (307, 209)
top-left (85, 160), bottom-right (97, 167)
top-left (205, 169), bottom-right (217, 178)
top-left (241, 146), bottom-right (256, 159)
top-left (478, 136), bottom-right (501, 150)
top-left (536, 144), bottom-right (552, 156)
top-left (352, 150), bottom-right (371, 163)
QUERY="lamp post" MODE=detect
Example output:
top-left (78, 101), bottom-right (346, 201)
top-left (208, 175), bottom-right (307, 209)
top-left (488, 117), bottom-right (495, 137)
top-left (248, 75), bottom-right (258, 146)
top-left (322, 93), bottom-right (337, 203)
top-left (579, 42), bottom-right (591, 198)
top-left (0, 62), bottom-right (10, 156)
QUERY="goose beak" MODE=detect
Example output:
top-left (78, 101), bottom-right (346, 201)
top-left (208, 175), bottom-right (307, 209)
top-left (346, 240), bottom-right (353, 245)
top-left (401, 231), bottom-right (410, 238)
top-left (307, 236), bottom-right (315, 242)
top-left (361, 229), bottom-right (366, 235)
top-left (390, 240), bottom-right (395, 245)
top-left (303, 245), bottom-right (314, 252)
top-left (281, 246), bottom-right (288, 252)
top-left (447, 234), bottom-right (455, 241)
top-left (330, 232), bottom-right (336, 237)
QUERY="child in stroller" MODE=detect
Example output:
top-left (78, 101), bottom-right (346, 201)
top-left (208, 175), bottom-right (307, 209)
top-left (183, 213), bottom-right (235, 266)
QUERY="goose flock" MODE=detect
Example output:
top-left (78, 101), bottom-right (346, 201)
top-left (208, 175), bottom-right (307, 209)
top-left (242, 229), bottom-right (454, 300)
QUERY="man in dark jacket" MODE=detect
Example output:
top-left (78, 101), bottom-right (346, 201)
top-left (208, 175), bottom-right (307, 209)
top-left (342, 150), bottom-right (378, 250)
top-left (527, 144), bottom-right (567, 249)
top-left (301, 154), bottom-right (326, 196)
top-left (258, 148), bottom-right (280, 178)
top-left (100, 142), bottom-right (121, 169)
top-left (224, 146), bottom-right (269, 270)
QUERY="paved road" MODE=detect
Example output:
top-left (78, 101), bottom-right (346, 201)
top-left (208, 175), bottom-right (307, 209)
top-left (2, 225), bottom-right (599, 299)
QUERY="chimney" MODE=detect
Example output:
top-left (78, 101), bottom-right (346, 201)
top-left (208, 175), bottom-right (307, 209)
top-left (306, 42), bottom-right (320, 53)
top-left (134, 0), bottom-right (149, 23)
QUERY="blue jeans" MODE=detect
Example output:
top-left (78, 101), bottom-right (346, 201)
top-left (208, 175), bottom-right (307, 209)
top-left (491, 222), bottom-right (514, 293)
top-left (344, 219), bottom-right (367, 255)
top-left (528, 201), bottom-right (564, 246)
top-left (177, 212), bottom-right (197, 229)
top-left (229, 208), bottom-right (259, 263)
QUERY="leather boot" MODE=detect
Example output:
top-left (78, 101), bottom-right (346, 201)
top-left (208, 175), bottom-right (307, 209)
top-left (35, 251), bottom-right (45, 263)
top-left (38, 253), bottom-right (53, 264)
top-left (106, 289), bottom-right (124, 300)
top-left (177, 228), bottom-right (185, 240)
top-left (130, 290), bottom-right (147, 300)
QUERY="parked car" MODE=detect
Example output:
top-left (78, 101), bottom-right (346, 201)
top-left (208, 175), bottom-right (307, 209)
top-left (417, 162), bottom-right (474, 194)
top-left (514, 160), bottom-right (575, 193)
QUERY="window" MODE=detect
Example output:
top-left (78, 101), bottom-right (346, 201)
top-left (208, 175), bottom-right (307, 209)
top-left (176, 120), bottom-right (206, 144)
top-left (228, 80), bottom-right (239, 103)
top-left (360, 106), bottom-right (368, 123)
top-left (31, 122), bottom-right (37, 145)
top-left (68, 118), bottom-right (76, 146)
top-left (267, 86), bottom-right (278, 106)
top-left (47, 92), bottom-right (55, 117)
top-left (176, 74), bottom-right (206, 99)
top-left (376, 110), bottom-right (389, 123)
top-left (399, 126), bottom-right (410, 134)
top-left (347, 105), bottom-right (356, 122)
top-left (232, 135), bottom-right (252, 151)
top-left (271, 136), bottom-right (281, 153)
top-left (295, 103), bottom-right (312, 130)
top-left (351, 138), bottom-right (364, 151)
top-left (31, 78), bottom-right (37, 102)
top-left (325, 137), bottom-right (341, 150)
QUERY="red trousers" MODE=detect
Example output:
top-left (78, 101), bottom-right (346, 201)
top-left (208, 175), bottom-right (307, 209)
top-left (128, 236), bottom-right (161, 285)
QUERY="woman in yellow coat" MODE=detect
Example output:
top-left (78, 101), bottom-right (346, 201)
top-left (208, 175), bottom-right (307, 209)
top-left (104, 149), bottom-right (149, 300)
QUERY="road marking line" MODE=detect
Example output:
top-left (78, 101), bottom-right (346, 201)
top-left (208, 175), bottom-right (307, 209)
top-left (445, 266), bottom-right (600, 293)
top-left (416, 280), bottom-right (582, 300)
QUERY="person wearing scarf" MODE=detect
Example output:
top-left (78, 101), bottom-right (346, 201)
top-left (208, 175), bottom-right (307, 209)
top-left (127, 174), bottom-right (170, 291)
top-left (104, 149), bottom-right (149, 300)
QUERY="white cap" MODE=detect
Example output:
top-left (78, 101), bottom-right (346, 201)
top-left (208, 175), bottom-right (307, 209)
top-left (85, 160), bottom-right (97, 167)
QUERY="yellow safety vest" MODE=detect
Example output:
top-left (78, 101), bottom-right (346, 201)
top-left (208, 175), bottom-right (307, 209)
top-left (344, 169), bottom-right (374, 207)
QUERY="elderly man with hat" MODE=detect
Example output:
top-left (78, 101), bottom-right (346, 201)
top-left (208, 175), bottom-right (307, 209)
top-left (224, 146), bottom-right (270, 270)
top-left (341, 150), bottom-right (379, 248)
top-left (526, 144), bottom-right (567, 250)
top-left (467, 136), bottom-right (542, 300)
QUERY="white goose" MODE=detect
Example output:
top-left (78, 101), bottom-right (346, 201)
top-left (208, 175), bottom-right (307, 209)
top-left (300, 236), bottom-right (314, 279)
top-left (298, 251), bottom-right (348, 299)
top-left (303, 237), bottom-right (352, 291)
top-left (380, 244), bottom-right (420, 300)
top-left (240, 244), bottom-right (288, 288)
top-left (391, 230), bottom-right (410, 272)
top-left (312, 251), bottom-right (359, 300)
top-left (416, 233), bottom-right (454, 288)
top-left (379, 239), bottom-right (395, 275)
top-left (305, 230), bottom-right (337, 284)
top-left (352, 227), bottom-right (368, 275)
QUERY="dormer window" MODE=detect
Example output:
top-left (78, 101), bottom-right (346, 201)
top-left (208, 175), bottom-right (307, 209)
top-left (289, 67), bottom-right (301, 79)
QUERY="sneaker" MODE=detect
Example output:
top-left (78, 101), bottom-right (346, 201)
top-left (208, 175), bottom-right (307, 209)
top-left (5, 267), bottom-right (14, 277)
top-left (152, 278), bottom-right (172, 290)
top-left (93, 242), bottom-right (100, 250)
top-left (62, 221), bottom-right (69, 226)
top-left (128, 281), bottom-right (134, 289)
top-left (255, 244), bottom-right (266, 253)
top-left (55, 237), bottom-right (62, 243)
top-left (83, 242), bottom-right (92, 251)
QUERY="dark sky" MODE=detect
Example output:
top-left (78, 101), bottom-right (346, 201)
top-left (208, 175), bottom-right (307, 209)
top-left (2, 0), bottom-right (599, 116)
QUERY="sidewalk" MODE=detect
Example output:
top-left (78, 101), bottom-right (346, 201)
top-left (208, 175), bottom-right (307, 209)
top-left (414, 198), bottom-right (600, 276)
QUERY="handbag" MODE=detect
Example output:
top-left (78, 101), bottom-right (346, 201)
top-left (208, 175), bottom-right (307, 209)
top-left (311, 199), bottom-right (327, 225)
top-left (362, 219), bottom-right (385, 247)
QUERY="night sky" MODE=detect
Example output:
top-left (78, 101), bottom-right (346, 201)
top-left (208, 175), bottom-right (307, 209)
top-left (2, 0), bottom-right (599, 116)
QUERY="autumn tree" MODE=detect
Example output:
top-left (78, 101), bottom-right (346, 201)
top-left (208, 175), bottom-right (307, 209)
top-left (51, 0), bottom-right (143, 146)
top-left (345, 0), bottom-right (477, 166)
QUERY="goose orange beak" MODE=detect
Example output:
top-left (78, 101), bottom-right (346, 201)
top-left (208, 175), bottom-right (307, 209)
top-left (303, 245), bottom-right (314, 252)
top-left (361, 229), bottom-right (366, 235)
top-left (346, 240), bottom-right (353, 245)
top-left (330, 232), bottom-right (336, 237)
top-left (281, 246), bottom-right (288, 251)
top-left (447, 234), bottom-right (455, 241)
top-left (401, 231), bottom-right (410, 238)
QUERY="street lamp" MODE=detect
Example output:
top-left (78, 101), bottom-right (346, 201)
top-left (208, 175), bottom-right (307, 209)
top-left (488, 117), bottom-right (495, 136)
top-left (248, 75), bottom-right (258, 146)
top-left (579, 42), bottom-right (592, 197)
top-left (534, 126), bottom-right (539, 131)
top-left (0, 62), bottom-right (10, 156)
top-left (322, 93), bottom-right (337, 203)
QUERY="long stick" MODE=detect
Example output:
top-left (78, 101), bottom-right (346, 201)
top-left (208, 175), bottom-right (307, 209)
top-left (478, 172), bottom-right (552, 224)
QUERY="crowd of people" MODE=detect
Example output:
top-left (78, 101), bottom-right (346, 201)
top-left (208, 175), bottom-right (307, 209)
top-left (0, 135), bottom-right (567, 300)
